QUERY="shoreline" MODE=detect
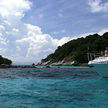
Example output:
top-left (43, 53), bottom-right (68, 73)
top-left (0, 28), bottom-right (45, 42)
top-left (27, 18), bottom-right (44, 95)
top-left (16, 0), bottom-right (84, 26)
top-left (0, 65), bottom-right (36, 68)
top-left (0, 63), bottom-right (89, 69)
top-left (36, 63), bottom-right (89, 67)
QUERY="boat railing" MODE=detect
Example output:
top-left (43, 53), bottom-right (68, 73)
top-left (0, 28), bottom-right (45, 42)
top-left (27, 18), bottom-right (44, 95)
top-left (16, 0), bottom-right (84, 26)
top-left (87, 53), bottom-right (101, 62)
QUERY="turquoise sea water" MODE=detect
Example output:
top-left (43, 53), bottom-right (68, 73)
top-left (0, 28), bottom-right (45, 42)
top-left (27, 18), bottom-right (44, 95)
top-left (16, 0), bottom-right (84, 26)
top-left (0, 67), bottom-right (108, 108)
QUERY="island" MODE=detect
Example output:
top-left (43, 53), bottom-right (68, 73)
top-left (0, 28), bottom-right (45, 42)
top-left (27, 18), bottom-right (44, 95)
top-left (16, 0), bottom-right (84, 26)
top-left (39, 32), bottom-right (108, 66)
top-left (0, 56), bottom-right (35, 68)
top-left (0, 55), bottom-right (12, 68)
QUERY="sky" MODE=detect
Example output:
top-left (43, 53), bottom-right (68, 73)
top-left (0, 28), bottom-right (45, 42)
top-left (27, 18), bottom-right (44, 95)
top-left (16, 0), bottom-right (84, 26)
top-left (0, 0), bottom-right (108, 65)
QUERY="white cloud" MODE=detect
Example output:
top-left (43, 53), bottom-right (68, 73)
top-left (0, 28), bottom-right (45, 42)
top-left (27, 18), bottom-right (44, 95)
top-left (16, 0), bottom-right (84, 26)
top-left (52, 29), bottom-right (66, 34)
top-left (0, 0), bottom-right (31, 19)
top-left (88, 0), bottom-right (108, 13)
top-left (0, 33), bottom-right (9, 55)
top-left (56, 37), bottom-right (73, 46)
top-left (0, 33), bottom-right (8, 45)
top-left (4, 20), bottom-right (11, 25)
top-left (5, 28), bottom-right (19, 35)
top-left (25, 24), bottom-right (42, 35)
top-left (12, 28), bottom-right (19, 33)
top-left (98, 28), bottom-right (108, 35)
top-left (0, 25), bottom-right (5, 31)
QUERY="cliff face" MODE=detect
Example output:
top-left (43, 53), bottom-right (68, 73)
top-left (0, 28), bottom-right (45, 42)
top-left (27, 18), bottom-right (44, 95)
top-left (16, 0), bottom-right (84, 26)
top-left (40, 32), bottom-right (108, 66)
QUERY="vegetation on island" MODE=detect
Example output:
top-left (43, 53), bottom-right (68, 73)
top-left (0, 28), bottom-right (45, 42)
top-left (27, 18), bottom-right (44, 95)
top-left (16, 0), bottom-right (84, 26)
top-left (0, 55), bottom-right (12, 65)
top-left (41, 32), bottom-right (108, 64)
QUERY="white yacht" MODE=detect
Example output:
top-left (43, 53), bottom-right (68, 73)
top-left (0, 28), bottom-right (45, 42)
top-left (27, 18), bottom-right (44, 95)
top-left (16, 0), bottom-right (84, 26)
top-left (88, 48), bottom-right (108, 77)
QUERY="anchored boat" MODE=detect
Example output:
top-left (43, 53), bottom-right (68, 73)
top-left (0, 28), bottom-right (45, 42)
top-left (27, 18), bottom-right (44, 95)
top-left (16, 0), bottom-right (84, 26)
top-left (88, 47), bottom-right (108, 77)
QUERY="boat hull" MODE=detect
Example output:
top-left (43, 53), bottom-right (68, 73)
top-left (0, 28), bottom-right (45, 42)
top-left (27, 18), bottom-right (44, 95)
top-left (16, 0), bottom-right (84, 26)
top-left (90, 64), bottom-right (108, 77)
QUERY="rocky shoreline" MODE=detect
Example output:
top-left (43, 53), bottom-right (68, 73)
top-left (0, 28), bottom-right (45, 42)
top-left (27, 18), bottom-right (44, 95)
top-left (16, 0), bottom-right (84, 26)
top-left (37, 60), bottom-right (88, 66)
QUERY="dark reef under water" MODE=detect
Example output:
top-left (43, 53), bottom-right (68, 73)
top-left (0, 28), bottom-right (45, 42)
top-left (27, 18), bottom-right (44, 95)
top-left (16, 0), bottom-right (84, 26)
top-left (0, 67), bottom-right (108, 108)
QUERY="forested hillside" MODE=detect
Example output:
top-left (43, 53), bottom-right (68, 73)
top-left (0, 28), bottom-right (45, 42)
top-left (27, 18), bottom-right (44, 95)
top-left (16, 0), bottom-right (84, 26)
top-left (41, 32), bottom-right (108, 64)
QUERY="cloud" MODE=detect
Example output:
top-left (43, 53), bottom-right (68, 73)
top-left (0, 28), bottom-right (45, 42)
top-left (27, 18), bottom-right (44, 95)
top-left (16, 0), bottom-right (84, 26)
top-left (56, 37), bottom-right (73, 46)
top-left (0, 25), bottom-right (5, 31)
top-left (0, 33), bottom-right (9, 55)
top-left (0, 34), bottom-right (8, 45)
top-left (88, 0), bottom-right (108, 13)
top-left (4, 20), bottom-right (11, 25)
top-left (12, 28), bottom-right (19, 33)
top-left (0, 0), bottom-right (31, 19)
top-left (52, 29), bottom-right (66, 34)
top-left (98, 28), bottom-right (108, 35)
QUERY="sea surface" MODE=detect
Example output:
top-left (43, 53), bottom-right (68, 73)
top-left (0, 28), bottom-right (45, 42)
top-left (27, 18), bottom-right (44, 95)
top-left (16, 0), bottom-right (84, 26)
top-left (0, 66), bottom-right (108, 108)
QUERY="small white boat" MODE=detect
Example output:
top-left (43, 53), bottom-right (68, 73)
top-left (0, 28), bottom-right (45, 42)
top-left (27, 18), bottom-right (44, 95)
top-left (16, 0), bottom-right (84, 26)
top-left (88, 57), bottom-right (108, 77)
top-left (88, 47), bottom-right (108, 78)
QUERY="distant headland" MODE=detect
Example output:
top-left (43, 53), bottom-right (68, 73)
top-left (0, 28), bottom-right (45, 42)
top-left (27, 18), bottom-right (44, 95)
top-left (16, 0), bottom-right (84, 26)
top-left (0, 55), bottom-right (12, 68)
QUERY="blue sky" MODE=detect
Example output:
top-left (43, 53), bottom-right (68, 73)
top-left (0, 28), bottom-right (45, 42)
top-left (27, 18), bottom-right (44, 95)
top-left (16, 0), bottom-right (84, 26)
top-left (23, 0), bottom-right (108, 38)
top-left (0, 0), bottom-right (108, 64)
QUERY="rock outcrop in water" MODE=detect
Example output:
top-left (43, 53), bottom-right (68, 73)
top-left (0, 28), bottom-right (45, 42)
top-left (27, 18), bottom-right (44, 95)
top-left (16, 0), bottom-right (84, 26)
top-left (39, 32), bottom-right (108, 66)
